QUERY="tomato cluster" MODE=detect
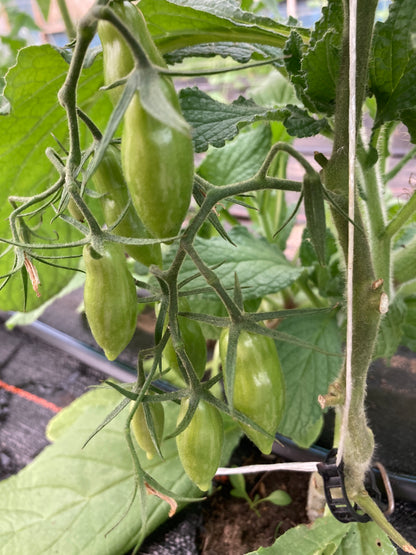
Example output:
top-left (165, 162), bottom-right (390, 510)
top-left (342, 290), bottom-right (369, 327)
top-left (83, 1), bottom-right (286, 493)
top-left (99, 1), bottom-right (194, 240)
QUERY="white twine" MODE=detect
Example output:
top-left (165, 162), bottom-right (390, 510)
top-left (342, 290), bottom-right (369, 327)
top-left (217, 3), bottom-right (358, 477)
top-left (337, 0), bottom-right (357, 466)
top-left (216, 461), bottom-right (319, 476)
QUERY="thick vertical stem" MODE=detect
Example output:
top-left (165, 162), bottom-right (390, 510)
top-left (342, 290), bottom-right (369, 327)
top-left (323, 0), bottom-right (381, 493)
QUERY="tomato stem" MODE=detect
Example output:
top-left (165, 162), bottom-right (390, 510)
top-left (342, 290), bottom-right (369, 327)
top-left (323, 0), bottom-right (381, 494)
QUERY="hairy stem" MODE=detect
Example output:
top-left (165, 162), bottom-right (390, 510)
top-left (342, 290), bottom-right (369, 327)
top-left (324, 0), bottom-right (380, 492)
top-left (57, 12), bottom-right (98, 172)
top-left (92, 5), bottom-right (150, 67)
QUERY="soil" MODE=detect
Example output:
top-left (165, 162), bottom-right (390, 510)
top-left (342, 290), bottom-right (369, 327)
top-left (139, 438), bottom-right (311, 555)
top-left (199, 444), bottom-right (310, 554)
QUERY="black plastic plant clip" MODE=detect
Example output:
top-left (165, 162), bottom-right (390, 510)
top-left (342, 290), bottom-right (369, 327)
top-left (317, 448), bottom-right (372, 523)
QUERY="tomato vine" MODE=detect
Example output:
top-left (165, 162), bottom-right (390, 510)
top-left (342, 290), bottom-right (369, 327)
top-left (0, 0), bottom-right (415, 553)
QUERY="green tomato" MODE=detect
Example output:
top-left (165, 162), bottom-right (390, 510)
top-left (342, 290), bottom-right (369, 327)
top-left (176, 399), bottom-right (223, 491)
top-left (92, 144), bottom-right (161, 267)
top-left (130, 400), bottom-right (164, 460)
top-left (219, 329), bottom-right (285, 454)
top-left (121, 92), bottom-right (194, 239)
top-left (163, 299), bottom-right (207, 381)
top-left (98, 1), bottom-right (165, 106)
top-left (83, 242), bottom-right (138, 360)
top-left (99, 2), bottom-right (194, 239)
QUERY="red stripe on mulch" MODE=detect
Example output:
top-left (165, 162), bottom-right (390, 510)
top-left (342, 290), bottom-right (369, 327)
top-left (0, 379), bottom-right (62, 413)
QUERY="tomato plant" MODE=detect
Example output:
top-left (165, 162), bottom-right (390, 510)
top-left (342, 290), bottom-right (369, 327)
top-left (0, 0), bottom-right (416, 554)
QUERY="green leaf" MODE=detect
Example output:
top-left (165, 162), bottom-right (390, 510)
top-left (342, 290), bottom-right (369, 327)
top-left (198, 124), bottom-right (272, 184)
top-left (300, 30), bottom-right (340, 115)
top-left (140, 0), bottom-right (307, 54)
top-left (179, 87), bottom-right (288, 152)
top-left (174, 226), bottom-right (304, 300)
top-left (260, 489), bottom-right (291, 507)
top-left (5, 270), bottom-right (85, 329)
top-left (275, 311), bottom-right (342, 448)
top-left (400, 108), bottom-right (416, 144)
top-left (239, 69), bottom-right (330, 140)
top-left (180, 86), bottom-right (327, 153)
top-left (0, 45), bottom-right (112, 311)
top-left (165, 42), bottom-right (284, 66)
top-left (370, 0), bottom-right (416, 141)
top-left (229, 473), bottom-right (250, 501)
top-left (34, 0), bottom-right (51, 21)
top-left (0, 388), bottom-right (203, 554)
top-left (300, 0), bottom-right (343, 115)
top-left (3, 5), bottom-right (39, 35)
top-left (283, 31), bottom-right (304, 77)
top-left (284, 1), bottom-right (343, 115)
top-left (283, 104), bottom-right (329, 138)
top-left (309, 0), bottom-right (342, 47)
top-left (248, 70), bottom-right (299, 109)
top-left (45, 386), bottom-right (120, 442)
top-left (373, 296), bottom-right (407, 360)
top-left (247, 514), bottom-right (396, 555)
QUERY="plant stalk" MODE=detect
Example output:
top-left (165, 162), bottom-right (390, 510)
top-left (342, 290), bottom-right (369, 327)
top-left (323, 0), bottom-right (381, 493)
top-left (354, 492), bottom-right (416, 554)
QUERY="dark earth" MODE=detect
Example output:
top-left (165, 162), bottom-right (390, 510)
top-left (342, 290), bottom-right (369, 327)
top-left (199, 449), bottom-right (310, 554)
top-left (138, 439), bottom-right (311, 555)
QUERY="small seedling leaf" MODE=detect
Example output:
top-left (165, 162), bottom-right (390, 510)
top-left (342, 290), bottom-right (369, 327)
top-left (260, 489), bottom-right (292, 507)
